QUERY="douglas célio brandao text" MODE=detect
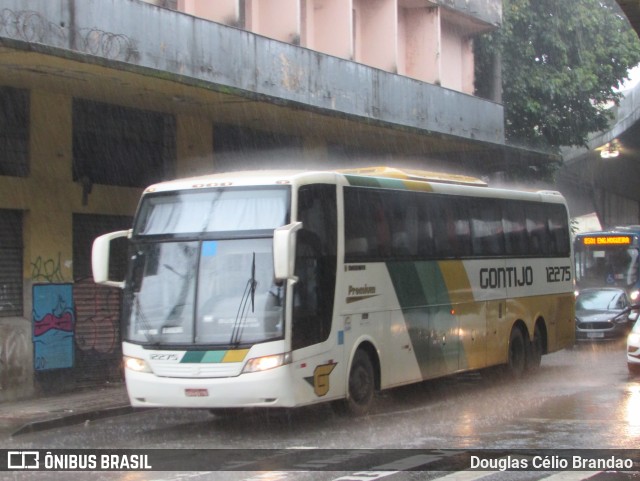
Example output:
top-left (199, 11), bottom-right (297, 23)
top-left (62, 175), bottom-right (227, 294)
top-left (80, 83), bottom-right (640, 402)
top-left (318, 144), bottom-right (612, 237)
top-left (470, 455), bottom-right (634, 471)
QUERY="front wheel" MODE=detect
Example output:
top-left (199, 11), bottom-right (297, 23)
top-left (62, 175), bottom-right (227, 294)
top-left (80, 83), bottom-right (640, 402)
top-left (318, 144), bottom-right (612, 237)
top-left (334, 349), bottom-right (375, 416)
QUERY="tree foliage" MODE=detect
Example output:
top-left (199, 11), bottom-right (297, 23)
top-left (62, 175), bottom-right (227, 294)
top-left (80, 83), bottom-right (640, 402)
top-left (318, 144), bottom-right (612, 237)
top-left (475, 0), bottom-right (640, 150)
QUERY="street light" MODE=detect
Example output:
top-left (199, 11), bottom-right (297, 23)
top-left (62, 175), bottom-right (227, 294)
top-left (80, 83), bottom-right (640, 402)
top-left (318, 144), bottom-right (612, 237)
top-left (600, 140), bottom-right (620, 158)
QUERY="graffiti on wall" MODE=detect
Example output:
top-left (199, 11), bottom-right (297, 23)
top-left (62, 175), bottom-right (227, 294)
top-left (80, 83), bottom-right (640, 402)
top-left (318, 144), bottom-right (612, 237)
top-left (32, 284), bottom-right (75, 371)
top-left (31, 253), bottom-right (65, 283)
top-left (73, 279), bottom-right (122, 383)
top-left (74, 279), bottom-right (120, 355)
top-left (0, 327), bottom-right (30, 392)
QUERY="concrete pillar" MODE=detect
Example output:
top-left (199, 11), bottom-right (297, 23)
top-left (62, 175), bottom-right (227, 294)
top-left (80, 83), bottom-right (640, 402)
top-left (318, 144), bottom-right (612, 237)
top-left (399, 6), bottom-right (437, 83)
top-left (303, 0), bottom-right (353, 59)
top-left (178, 0), bottom-right (239, 25)
top-left (353, 0), bottom-right (397, 72)
top-left (247, 0), bottom-right (300, 43)
top-left (25, 90), bottom-right (74, 286)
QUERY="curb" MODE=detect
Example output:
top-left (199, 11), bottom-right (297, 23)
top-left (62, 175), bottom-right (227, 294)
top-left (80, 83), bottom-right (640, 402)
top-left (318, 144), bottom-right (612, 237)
top-left (11, 405), bottom-right (143, 437)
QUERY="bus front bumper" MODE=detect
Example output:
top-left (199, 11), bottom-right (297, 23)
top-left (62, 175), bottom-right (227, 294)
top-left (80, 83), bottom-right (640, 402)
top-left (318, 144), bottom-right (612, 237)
top-left (124, 367), bottom-right (295, 408)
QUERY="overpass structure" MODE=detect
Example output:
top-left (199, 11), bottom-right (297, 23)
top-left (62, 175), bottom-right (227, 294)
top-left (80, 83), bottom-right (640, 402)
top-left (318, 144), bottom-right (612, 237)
top-left (557, 0), bottom-right (640, 228)
top-left (558, 71), bottom-right (640, 228)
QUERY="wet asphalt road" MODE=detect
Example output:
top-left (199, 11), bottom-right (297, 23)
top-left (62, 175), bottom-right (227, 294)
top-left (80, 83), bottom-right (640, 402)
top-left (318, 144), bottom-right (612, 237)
top-left (4, 342), bottom-right (640, 480)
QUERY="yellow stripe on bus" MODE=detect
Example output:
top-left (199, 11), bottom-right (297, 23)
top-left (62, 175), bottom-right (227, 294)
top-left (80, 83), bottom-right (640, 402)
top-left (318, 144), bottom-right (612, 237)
top-left (222, 349), bottom-right (251, 363)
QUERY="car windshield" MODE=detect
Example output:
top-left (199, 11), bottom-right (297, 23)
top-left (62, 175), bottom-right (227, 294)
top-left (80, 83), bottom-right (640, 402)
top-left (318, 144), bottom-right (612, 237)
top-left (576, 290), bottom-right (626, 311)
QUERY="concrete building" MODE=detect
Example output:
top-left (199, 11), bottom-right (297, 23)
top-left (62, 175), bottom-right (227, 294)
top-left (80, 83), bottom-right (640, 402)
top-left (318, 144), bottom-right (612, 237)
top-left (0, 0), bottom-right (550, 400)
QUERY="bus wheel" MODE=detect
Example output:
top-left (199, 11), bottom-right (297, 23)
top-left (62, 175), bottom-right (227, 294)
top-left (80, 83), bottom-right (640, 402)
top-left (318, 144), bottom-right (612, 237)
top-left (629, 363), bottom-right (640, 376)
top-left (507, 327), bottom-right (526, 379)
top-left (335, 349), bottom-right (375, 416)
top-left (526, 325), bottom-right (543, 372)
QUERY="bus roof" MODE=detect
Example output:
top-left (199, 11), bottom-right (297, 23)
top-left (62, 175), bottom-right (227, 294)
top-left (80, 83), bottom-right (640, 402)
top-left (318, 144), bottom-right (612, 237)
top-left (336, 166), bottom-right (488, 187)
top-left (141, 167), bottom-right (566, 204)
top-left (576, 226), bottom-right (640, 237)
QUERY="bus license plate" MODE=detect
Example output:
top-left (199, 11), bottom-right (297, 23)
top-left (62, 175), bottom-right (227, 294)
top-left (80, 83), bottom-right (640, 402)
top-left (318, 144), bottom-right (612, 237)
top-left (185, 388), bottom-right (209, 397)
top-left (587, 332), bottom-right (605, 339)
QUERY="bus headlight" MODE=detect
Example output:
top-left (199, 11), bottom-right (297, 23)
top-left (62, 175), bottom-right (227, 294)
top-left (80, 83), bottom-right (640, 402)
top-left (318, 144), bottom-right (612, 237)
top-left (124, 356), bottom-right (152, 373)
top-left (242, 352), bottom-right (291, 373)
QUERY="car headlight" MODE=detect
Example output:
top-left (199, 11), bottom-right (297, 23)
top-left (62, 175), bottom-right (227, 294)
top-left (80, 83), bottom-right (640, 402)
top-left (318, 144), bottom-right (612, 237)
top-left (242, 352), bottom-right (291, 373)
top-left (629, 333), bottom-right (640, 346)
top-left (124, 356), bottom-right (152, 373)
top-left (614, 313), bottom-right (629, 324)
top-left (631, 290), bottom-right (640, 302)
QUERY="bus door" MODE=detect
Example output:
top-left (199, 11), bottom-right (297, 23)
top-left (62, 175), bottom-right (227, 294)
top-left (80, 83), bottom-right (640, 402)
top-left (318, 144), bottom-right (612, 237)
top-left (290, 185), bottom-right (339, 398)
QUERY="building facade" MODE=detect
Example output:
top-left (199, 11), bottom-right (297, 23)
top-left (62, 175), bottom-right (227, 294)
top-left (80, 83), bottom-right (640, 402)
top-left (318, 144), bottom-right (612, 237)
top-left (0, 0), bottom-right (546, 400)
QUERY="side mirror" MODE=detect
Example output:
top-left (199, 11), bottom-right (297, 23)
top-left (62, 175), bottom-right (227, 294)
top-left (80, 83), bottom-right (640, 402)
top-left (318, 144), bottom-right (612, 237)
top-left (92, 229), bottom-right (130, 288)
top-left (273, 222), bottom-right (302, 281)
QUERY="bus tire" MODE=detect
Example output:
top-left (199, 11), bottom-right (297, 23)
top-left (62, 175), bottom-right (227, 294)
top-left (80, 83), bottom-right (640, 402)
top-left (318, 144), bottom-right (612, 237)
top-left (506, 327), bottom-right (526, 379)
top-left (526, 324), bottom-right (543, 372)
top-left (335, 349), bottom-right (375, 416)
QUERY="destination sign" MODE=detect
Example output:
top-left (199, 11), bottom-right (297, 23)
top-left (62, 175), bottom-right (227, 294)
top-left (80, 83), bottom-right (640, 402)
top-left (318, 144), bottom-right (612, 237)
top-left (582, 235), bottom-right (631, 246)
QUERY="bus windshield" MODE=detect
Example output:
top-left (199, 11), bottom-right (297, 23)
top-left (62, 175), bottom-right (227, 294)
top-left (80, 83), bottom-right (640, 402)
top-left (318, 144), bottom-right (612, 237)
top-left (134, 187), bottom-right (289, 235)
top-left (123, 186), bottom-right (289, 347)
top-left (575, 243), bottom-right (639, 289)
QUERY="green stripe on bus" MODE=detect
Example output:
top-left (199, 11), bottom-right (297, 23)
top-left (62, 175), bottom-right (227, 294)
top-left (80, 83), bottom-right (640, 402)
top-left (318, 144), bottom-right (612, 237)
top-left (386, 261), bottom-right (460, 379)
top-left (181, 351), bottom-right (205, 363)
top-left (386, 261), bottom-right (452, 308)
top-left (344, 175), bottom-right (407, 190)
top-left (180, 351), bottom-right (225, 363)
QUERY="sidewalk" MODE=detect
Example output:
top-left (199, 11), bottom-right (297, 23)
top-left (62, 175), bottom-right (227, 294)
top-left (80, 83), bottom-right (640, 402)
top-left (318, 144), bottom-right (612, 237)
top-left (0, 382), bottom-right (133, 440)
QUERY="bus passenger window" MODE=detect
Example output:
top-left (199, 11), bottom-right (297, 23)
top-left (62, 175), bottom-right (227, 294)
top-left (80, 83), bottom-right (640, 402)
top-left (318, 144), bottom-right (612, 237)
top-left (526, 204), bottom-right (550, 255)
top-left (548, 205), bottom-right (570, 256)
top-left (470, 199), bottom-right (505, 257)
top-left (503, 201), bottom-right (528, 256)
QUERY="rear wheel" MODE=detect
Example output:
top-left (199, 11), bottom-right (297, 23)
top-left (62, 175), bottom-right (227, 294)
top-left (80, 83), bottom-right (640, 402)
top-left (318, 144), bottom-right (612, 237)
top-left (506, 327), bottom-right (526, 379)
top-left (526, 324), bottom-right (543, 372)
top-left (628, 363), bottom-right (640, 376)
top-left (334, 349), bottom-right (375, 416)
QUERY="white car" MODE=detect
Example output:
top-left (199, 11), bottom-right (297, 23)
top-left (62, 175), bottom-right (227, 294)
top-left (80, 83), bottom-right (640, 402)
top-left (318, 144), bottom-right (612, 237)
top-left (628, 319), bottom-right (640, 375)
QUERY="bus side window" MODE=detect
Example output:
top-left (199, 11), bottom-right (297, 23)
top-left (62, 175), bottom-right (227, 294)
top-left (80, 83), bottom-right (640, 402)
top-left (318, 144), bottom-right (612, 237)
top-left (429, 197), bottom-right (453, 258)
top-left (292, 184), bottom-right (337, 350)
top-left (470, 199), bottom-right (504, 257)
top-left (437, 196), bottom-right (471, 258)
top-left (503, 201), bottom-right (528, 256)
top-left (345, 188), bottom-right (374, 260)
top-left (548, 204), bottom-right (570, 257)
top-left (526, 203), bottom-right (550, 256)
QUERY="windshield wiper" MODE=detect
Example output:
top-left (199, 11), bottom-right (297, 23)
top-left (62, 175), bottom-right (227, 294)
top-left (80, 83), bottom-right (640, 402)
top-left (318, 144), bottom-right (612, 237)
top-left (230, 252), bottom-right (258, 346)
top-left (133, 294), bottom-right (161, 345)
top-left (250, 252), bottom-right (256, 313)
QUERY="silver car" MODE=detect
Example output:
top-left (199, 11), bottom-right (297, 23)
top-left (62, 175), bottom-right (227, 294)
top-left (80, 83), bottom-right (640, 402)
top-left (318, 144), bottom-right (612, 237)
top-left (575, 288), bottom-right (637, 342)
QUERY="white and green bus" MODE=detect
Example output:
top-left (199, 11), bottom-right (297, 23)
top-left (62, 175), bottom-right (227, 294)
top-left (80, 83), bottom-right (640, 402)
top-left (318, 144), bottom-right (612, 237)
top-left (92, 167), bottom-right (575, 415)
